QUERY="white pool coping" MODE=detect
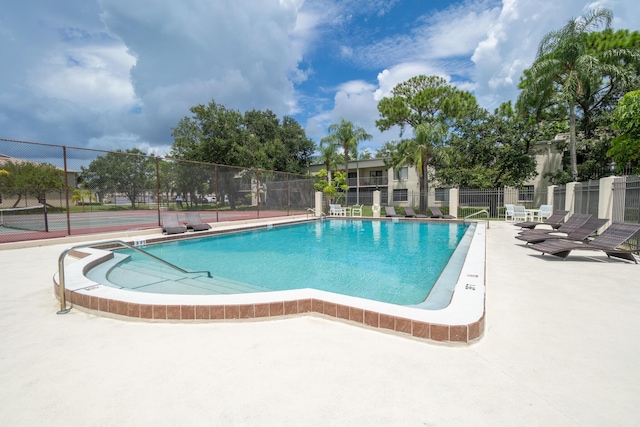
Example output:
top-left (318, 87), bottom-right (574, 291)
top-left (55, 218), bottom-right (486, 342)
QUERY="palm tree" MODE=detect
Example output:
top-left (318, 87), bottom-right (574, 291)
top-left (389, 123), bottom-right (447, 213)
top-left (317, 139), bottom-right (341, 185)
top-left (520, 7), bottom-right (639, 181)
top-left (71, 185), bottom-right (95, 211)
top-left (321, 119), bottom-right (372, 203)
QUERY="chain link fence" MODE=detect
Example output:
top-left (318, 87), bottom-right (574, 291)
top-left (1, 138), bottom-right (313, 243)
top-left (3, 137), bottom-right (639, 244)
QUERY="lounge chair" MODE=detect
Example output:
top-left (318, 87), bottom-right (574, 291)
top-left (517, 213), bottom-right (592, 238)
top-left (404, 207), bottom-right (427, 218)
top-left (161, 214), bottom-right (187, 235)
top-left (429, 206), bottom-right (455, 219)
top-left (385, 206), bottom-right (402, 217)
top-left (185, 212), bottom-right (212, 231)
top-left (516, 217), bottom-right (608, 245)
top-left (529, 222), bottom-right (640, 263)
top-left (514, 210), bottom-right (569, 230)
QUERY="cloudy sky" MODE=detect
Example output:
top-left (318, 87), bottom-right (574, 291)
top-left (1, 0), bottom-right (639, 158)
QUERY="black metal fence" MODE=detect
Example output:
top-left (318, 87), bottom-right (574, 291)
top-left (574, 180), bottom-right (600, 217)
top-left (613, 176), bottom-right (640, 250)
top-left (0, 138), bottom-right (314, 243)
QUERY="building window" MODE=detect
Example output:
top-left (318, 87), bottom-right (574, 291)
top-left (394, 167), bottom-right (408, 180)
top-left (519, 185), bottom-right (534, 202)
top-left (435, 188), bottom-right (449, 202)
top-left (393, 189), bottom-right (408, 202)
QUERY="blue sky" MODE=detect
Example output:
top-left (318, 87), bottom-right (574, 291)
top-left (1, 0), bottom-right (639, 159)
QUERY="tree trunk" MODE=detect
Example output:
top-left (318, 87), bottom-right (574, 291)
top-left (419, 173), bottom-right (427, 213)
top-left (344, 154), bottom-right (349, 205)
top-left (569, 104), bottom-right (578, 182)
top-left (420, 153), bottom-right (429, 213)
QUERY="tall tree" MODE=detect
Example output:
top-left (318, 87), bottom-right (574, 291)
top-left (171, 101), bottom-right (245, 166)
top-left (387, 123), bottom-right (447, 212)
top-left (80, 149), bottom-right (153, 209)
top-left (317, 139), bottom-right (341, 185)
top-left (375, 141), bottom-right (399, 158)
top-left (278, 116), bottom-right (316, 174)
top-left (377, 75), bottom-right (478, 209)
top-left (171, 100), bottom-right (314, 174)
top-left (320, 119), bottom-right (372, 197)
top-left (376, 75), bottom-right (478, 135)
top-left (608, 90), bottom-right (640, 172)
top-left (436, 104), bottom-right (538, 189)
top-left (518, 8), bottom-right (640, 181)
top-left (0, 160), bottom-right (65, 207)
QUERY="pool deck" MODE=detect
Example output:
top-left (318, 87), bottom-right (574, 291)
top-left (1, 219), bottom-right (639, 425)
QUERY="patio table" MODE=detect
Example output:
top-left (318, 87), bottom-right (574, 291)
top-left (525, 209), bottom-right (540, 221)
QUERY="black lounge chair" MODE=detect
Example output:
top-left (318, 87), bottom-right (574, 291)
top-left (161, 214), bottom-right (187, 235)
top-left (430, 206), bottom-right (455, 219)
top-left (404, 207), bottom-right (427, 218)
top-left (529, 222), bottom-right (640, 263)
top-left (516, 217), bottom-right (608, 245)
top-left (514, 210), bottom-right (569, 230)
top-left (185, 212), bottom-right (211, 231)
top-left (385, 206), bottom-right (402, 217)
top-left (517, 213), bottom-right (591, 238)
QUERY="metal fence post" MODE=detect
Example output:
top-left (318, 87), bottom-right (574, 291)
top-left (62, 146), bottom-right (71, 235)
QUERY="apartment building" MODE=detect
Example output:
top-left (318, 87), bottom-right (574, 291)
top-left (308, 136), bottom-right (565, 208)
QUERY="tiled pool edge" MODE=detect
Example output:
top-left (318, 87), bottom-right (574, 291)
top-left (53, 219), bottom-right (486, 344)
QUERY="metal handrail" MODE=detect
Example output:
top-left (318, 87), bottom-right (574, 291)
top-left (306, 208), bottom-right (326, 218)
top-left (463, 209), bottom-right (490, 228)
top-left (57, 239), bottom-right (211, 314)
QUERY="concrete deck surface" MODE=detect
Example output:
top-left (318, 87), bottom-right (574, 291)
top-left (0, 221), bottom-right (638, 426)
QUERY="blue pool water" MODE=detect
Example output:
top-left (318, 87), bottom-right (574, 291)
top-left (109, 220), bottom-right (470, 305)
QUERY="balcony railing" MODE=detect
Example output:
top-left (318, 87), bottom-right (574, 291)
top-left (347, 176), bottom-right (388, 187)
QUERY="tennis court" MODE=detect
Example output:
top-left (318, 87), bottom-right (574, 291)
top-left (0, 207), bottom-right (306, 243)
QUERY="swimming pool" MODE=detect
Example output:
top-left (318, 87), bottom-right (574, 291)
top-left (104, 220), bottom-right (469, 305)
top-left (57, 217), bottom-right (486, 343)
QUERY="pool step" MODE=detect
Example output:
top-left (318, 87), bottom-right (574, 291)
top-left (86, 256), bottom-right (270, 295)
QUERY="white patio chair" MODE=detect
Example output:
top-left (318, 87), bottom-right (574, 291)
top-left (329, 204), bottom-right (347, 216)
top-left (504, 204), bottom-right (515, 222)
top-left (537, 205), bottom-right (552, 221)
top-left (349, 204), bottom-right (363, 217)
top-left (513, 205), bottom-right (527, 222)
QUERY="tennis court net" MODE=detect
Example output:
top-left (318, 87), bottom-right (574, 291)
top-left (0, 205), bottom-right (49, 232)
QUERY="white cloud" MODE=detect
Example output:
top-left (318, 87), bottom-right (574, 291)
top-left (417, 0), bottom-right (502, 59)
top-left (315, 0), bottom-right (640, 151)
top-left (305, 75), bottom-right (406, 152)
top-left (29, 43), bottom-right (137, 113)
top-left (374, 63), bottom-right (449, 101)
top-left (3, 0), bottom-right (640, 157)
top-left (98, 0), bottom-right (305, 143)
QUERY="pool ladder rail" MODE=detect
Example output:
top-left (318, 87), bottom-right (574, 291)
top-left (463, 209), bottom-right (490, 228)
top-left (56, 239), bottom-right (212, 314)
top-left (306, 208), bottom-right (326, 219)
